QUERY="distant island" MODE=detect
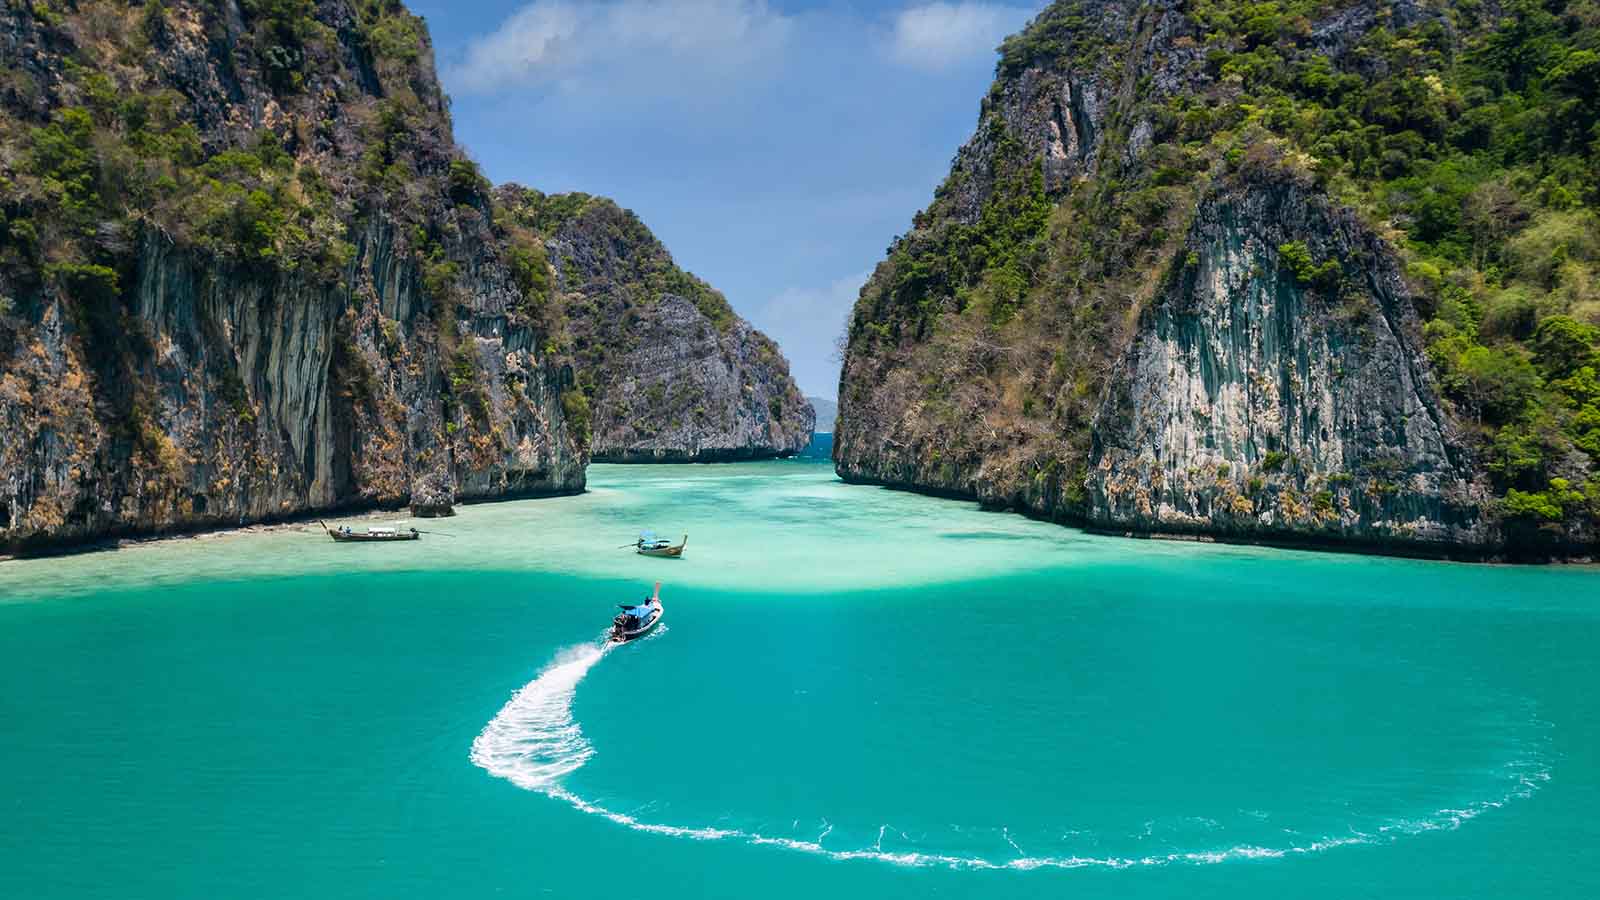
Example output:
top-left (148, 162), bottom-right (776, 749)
top-left (806, 396), bottom-right (838, 434)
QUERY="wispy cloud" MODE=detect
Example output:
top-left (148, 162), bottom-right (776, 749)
top-left (439, 1), bottom-right (1046, 393)
top-left (446, 0), bottom-right (795, 95)
top-left (887, 2), bottom-right (1035, 71)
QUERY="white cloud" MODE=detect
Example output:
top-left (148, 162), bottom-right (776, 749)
top-left (887, 2), bottom-right (1034, 71)
top-left (446, 0), bottom-right (794, 95)
top-left (751, 270), bottom-right (873, 398)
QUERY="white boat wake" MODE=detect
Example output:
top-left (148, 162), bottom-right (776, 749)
top-left (470, 640), bottom-right (1551, 871)
top-left (469, 641), bottom-right (610, 791)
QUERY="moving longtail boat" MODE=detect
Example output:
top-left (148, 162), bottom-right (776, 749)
top-left (319, 520), bottom-right (420, 542)
top-left (633, 531), bottom-right (687, 558)
top-left (611, 582), bottom-right (664, 643)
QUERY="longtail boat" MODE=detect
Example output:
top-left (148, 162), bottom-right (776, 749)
top-left (611, 582), bottom-right (664, 642)
top-left (633, 532), bottom-right (687, 558)
top-left (319, 520), bottom-right (420, 543)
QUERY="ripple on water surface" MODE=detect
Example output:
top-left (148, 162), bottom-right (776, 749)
top-left (1, 461), bottom-right (1163, 599)
top-left (3, 460), bottom-right (1589, 885)
top-left (470, 618), bottom-right (1553, 872)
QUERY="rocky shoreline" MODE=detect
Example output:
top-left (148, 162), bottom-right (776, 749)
top-left (0, 483), bottom-right (585, 561)
top-left (9, 457), bottom-right (1592, 565)
top-left (0, 0), bottom-right (809, 555)
top-left (837, 470), bottom-right (1597, 565)
top-left (834, 0), bottom-right (1598, 558)
top-left (593, 447), bottom-right (803, 464)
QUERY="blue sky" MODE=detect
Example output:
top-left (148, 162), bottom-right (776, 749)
top-left (407, 0), bottom-right (1045, 397)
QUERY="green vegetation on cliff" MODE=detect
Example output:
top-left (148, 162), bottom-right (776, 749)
top-left (496, 189), bottom-right (738, 333)
top-left (492, 187), bottom-right (811, 461)
top-left (2, 0), bottom-right (446, 280)
top-left (842, 0), bottom-right (1600, 553)
top-left (0, 0), bottom-right (535, 503)
top-left (0, 0), bottom-right (808, 551)
top-left (1181, 0), bottom-right (1600, 536)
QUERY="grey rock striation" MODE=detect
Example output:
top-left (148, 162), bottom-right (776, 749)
top-left (833, 0), bottom-right (1580, 557)
top-left (543, 197), bottom-right (813, 463)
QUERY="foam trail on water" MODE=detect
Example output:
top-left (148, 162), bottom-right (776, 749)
top-left (470, 641), bottom-right (611, 791)
top-left (472, 643), bottom-right (1551, 871)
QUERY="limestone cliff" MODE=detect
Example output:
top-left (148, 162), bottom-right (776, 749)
top-left (837, 0), bottom-right (1600, 558)
top-left (1089, 180), bottom-right (1484, 548)
top-left (505, 190), bottom-right (812, 463)
top-left (0, 0), bottom-right (804, 553)
top-left (0, 0), bottom-right (587, 553)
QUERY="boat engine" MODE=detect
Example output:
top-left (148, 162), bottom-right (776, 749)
top-left (611, 612), bottom-right (636, 640)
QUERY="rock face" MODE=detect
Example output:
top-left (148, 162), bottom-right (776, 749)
top-left (539, 195), bottom-right (813, 463)
top-left (579, 293), bottom-right (814, 462)
top-left (835, 0), bottom-right (1598, 557)
top-left (0, 0), bottom-right (803, 553)
top-left (1088, 182), bottom-right (1488, 549)
top-left (0, 0), bottom-right (585, 553)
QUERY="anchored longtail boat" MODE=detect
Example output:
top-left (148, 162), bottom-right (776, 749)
top-left (319, 520), bottom-right (420, 543)
top-left (633, 532), bottom-right (687, 558)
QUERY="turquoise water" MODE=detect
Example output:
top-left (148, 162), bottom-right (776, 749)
top-left (1, 460), bottom-right (1596, 898)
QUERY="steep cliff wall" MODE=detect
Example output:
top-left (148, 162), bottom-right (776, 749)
top-left (0, 0), bottom-right (586, 551)
top-left (837, 0), bottom-right (1600, 557)
top-left (516, 191), bottom-right (813, 463)
top-left (0, 0), bottom-right (811, 553)
top-left (1089, 180), bottom-right (1487, 549)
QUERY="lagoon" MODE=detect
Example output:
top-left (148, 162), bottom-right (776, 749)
top-left (1, 461), bottom-right (1596, 898)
